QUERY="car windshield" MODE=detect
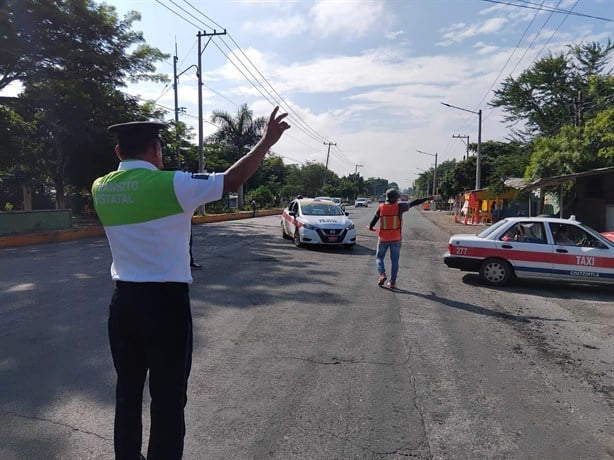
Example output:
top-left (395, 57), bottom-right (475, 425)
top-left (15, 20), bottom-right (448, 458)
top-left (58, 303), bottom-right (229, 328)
top-left (579, 223), bottom-right (614, 248)
top-left (301, 203), bottom-right (345, 216)
top-left (477, 219), bottom-right (509, 238)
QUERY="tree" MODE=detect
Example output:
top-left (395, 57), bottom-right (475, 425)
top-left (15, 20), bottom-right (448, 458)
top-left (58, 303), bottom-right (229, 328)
top-left (0, 0), bottom-right (168, 91)
top-left (335, 177), bottom-right (359, 202)
top-left (490, 40), bottom-right (613, 139)
top-left (527, 107), bottom-right (614, 180)
top-left (245, 185), bottom-right (273, 208)
top-left (209, 103), bottom-right (266, 208)
top-left (1, 0), bottom-right (169, 209)
top-left (364, 177), bottom-right (388, 200)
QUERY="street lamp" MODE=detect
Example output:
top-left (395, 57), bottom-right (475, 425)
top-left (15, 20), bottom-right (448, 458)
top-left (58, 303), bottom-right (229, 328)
top-left (441, 102), bottom-right (482, 190)
top-left (416, 149), bottom-right (438, 195)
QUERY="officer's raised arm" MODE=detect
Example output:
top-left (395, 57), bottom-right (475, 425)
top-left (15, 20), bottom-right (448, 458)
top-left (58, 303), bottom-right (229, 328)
top-left (223, 106), bottom-right (290, 193)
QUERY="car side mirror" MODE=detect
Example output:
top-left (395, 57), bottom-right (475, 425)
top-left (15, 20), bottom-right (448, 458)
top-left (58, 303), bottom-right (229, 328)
top-left (289, 211), bottom-right (296, 217)
top-left (345, 212), bottom-right (349, 216)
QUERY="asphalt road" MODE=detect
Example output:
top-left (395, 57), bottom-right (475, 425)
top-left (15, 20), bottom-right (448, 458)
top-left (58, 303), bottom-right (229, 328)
top-left (1, 207), bottom-right (613, 459)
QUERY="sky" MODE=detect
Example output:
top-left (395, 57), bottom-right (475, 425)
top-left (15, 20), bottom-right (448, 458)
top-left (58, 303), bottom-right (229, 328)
top-left (7, 0), bottom-right (614, 189)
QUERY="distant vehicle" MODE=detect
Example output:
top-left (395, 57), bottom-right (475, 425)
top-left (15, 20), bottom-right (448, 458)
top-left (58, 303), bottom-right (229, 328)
top-left (399, 193), bottom-right (409, 202)
top-left (354, 198), bottom-right (368, 207)
top-left (444, 216), bottom-right (614, 287)
top-left (281, 198), bottom-right (356, 248)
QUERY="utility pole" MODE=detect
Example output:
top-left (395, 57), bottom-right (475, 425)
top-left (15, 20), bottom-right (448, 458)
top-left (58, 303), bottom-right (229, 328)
top-left (197, 29), bottom-right (226, 175)
top-left (173, 44), bottom-right (179, 168)
top-left (354, 164), bottom-right (364, 174)
top-left (442, 102), bottom-right (482, 190)
top-left (195, 29), bottom-right (226, 215)
top-left (323, 142), bottom-right (336, 169)
top-left (416, 149), bottom-right (438, 195)
top-left (173, 44), bottom-right (197, 169)
top-left (452, 134), bottom-right (469, 159)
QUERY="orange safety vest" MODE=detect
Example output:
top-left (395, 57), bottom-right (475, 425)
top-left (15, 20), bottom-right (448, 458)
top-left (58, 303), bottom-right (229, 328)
top-left (378, 202), bottom-right (401, 242)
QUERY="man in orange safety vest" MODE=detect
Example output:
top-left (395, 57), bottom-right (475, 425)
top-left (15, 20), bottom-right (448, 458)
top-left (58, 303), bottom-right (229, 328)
top-left (368, 188), bottom-right (433, 289)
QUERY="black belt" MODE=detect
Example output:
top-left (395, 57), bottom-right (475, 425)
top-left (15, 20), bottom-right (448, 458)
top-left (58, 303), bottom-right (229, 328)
top-left (116, 280), bottom-right (188, 291)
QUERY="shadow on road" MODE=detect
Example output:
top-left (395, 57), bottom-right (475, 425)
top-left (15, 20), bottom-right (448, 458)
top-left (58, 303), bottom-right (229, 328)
top-left (402, 289), bottom-right (568, 324)
top-left (461, 273), bottom-right (614, 301)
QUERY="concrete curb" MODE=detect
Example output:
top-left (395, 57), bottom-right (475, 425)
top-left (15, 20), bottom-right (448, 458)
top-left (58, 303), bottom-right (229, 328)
top-left (0, 209), bottom-right (282, 249)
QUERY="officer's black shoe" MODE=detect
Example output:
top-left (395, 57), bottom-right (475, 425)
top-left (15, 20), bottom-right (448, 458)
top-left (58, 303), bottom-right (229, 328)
top-left (190, 261), bottom-right (202, 270)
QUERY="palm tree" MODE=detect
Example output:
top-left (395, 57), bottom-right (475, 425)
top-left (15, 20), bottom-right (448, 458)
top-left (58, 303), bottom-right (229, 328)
top-left (210, 103), bottom-right (266, 208)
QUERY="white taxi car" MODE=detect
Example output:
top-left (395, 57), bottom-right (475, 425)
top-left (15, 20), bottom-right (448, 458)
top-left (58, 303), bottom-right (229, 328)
top-left (444, 216), bottom-right (614, 286)
top-left (281, 198), bottom-right (356, 248)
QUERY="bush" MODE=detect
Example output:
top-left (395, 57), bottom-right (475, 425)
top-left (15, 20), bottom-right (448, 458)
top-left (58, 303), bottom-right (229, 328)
top-left (245, 185), bottom-right (274, 208)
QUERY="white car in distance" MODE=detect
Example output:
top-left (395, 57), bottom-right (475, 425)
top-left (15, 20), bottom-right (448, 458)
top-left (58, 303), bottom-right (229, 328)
top-left (354, 198), bottom-right (368, 207)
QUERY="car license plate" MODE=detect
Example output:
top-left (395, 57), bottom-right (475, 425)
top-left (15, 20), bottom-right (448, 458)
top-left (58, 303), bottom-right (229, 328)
top-left (327, 236), bottom-right (339, 242)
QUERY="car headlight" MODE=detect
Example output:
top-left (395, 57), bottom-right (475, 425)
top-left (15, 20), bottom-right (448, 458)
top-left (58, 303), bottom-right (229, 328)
top-left (303, 223), bottom-right (317, 230)
top-left (345, 223), bottom-right (355, 230)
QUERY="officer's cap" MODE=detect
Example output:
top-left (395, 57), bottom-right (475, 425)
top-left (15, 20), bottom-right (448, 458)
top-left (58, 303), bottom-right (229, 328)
top-left (108, 120), bottom-right (167, 144)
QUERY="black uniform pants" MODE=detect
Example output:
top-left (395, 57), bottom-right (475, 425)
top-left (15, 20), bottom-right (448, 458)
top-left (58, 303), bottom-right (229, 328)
top-left (109, 281), bottom-right (192, 460)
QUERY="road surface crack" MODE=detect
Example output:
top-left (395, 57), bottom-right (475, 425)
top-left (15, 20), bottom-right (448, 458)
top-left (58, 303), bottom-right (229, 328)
top-left (2, 410), bottom-right (111, 441)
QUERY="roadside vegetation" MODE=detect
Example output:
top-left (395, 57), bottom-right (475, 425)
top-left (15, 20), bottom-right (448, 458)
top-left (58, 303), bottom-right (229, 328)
top-left (1, 1), bottom-right (612, 215)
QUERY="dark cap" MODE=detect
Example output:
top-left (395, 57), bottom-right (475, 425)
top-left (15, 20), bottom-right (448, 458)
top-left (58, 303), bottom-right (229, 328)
top-left (108, 120), bottom-right (167, 155)
top-left (108, 120), bottom-right (167, 138)
top-left (386, 188), bottom-right (400, 202)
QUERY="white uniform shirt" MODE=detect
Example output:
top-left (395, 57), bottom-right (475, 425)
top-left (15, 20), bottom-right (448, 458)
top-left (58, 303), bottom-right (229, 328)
top-left (92, 160), bottom-right (223, 283)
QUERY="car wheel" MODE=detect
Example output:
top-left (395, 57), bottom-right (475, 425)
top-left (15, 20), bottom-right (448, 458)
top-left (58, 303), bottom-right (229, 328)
top-left (293, 229), bottom-right (303, 247)
top-left (479, 258), bottom-right (513, 286)
top-left (281, 223), bottom-right (289, 239)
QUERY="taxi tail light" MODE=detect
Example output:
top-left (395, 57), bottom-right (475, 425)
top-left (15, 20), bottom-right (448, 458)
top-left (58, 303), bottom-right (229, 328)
top-left (448, 243), bottom-right (454, 253)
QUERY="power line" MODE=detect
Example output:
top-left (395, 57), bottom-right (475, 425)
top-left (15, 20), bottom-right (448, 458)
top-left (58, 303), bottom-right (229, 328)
top-left (531, 0), bottom-right (579, 62)
top-left (208, 38), bottom-right (329, 144)
top-left (481, 0), bottom-right (613, 22)
top-left (225, 32), bottom-right (331, 143)
top-left (439, 0), bottom-right (579, 165)
top-left (154, 0), bottom-right (201, 29)
top-left (182, 0), bottom-right (225, 29)
top-left (475, 0), bottom-right (547, 112)
top-left (158, 0), bottom-right (332, 146)
top-left (504, 0), bottom-right (559, 78)
top-left (437, 0), bottom-right (548, 164)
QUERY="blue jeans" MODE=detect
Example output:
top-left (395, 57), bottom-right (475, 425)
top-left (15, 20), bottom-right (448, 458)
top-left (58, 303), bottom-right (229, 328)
top-left (376, 240), bottom-right (402, 282)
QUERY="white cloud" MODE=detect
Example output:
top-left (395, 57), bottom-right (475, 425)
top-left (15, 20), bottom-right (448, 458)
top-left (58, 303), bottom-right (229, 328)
top-left (386, 30), bottom-right (405, 40)
top-left (437, 17), bottom-right (508, 46)
top-left (309, 0), bottom-right (385, 39)
top-left (474, 41), bottom-right (499, 55)
top-left (242, 15), bottom-right (308, 38)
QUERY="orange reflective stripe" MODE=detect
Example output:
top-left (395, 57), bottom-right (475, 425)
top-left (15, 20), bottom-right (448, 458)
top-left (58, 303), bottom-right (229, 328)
top-left (381, 214), bottom-right (399, 230)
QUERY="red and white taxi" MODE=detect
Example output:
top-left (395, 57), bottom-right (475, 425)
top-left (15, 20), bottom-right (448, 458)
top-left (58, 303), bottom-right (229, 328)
top-left (281, 198), bottom-right (356, 248)
top-left (444, 216), bottom-right (614, 286)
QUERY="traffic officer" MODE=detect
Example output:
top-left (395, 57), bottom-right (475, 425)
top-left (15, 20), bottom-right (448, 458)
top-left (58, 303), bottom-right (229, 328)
top-left (92, 107), bottom-right (289, 460)
top-left (369, 188), bottom-right (432, 289)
